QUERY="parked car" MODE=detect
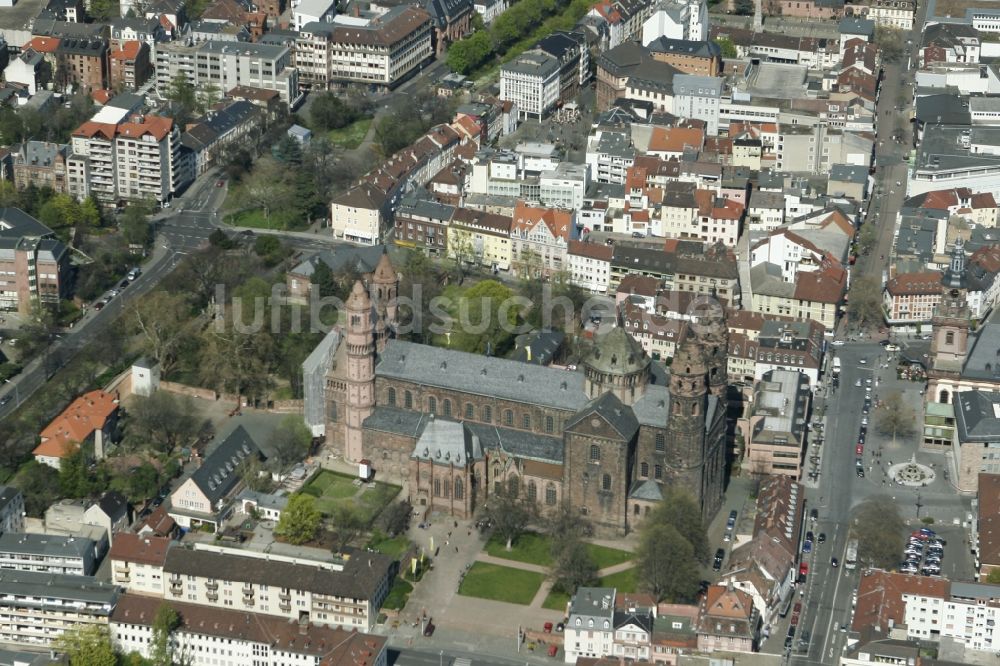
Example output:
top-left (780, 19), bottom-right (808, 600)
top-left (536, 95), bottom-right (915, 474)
top-left (713, 549), bottom-right (725, 571)
top-left (831, 557), bottom-right (839, 568)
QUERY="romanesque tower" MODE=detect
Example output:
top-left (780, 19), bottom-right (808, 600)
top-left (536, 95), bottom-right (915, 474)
top-left (693, 298), bottom-right (729, 399)
top-left (666, 337), bottom-right (710, 508)
top-left (372, 249), bottom-right (399, 326)
top-left (582, 327), bottom-right (652, 406)
top-left (344, 280), bottom-right (376, 463)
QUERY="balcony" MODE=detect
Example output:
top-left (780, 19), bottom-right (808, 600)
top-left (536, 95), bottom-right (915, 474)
top-left (205, 581), bottom-right (218, 590)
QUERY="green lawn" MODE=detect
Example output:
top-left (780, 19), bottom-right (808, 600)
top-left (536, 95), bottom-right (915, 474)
top-left (328, 119), bottom-right (372, 149)
top-left (485, 532), bottom-right (632, 570)
top-left (542, 588), bottom-right (571, 611)
top-left (600, 568), bottom-right (637, 593)
top-left (368, 534), bottom-right (411, 559)
top-left (459, 562), bottom-right (545, 605)
top-left (382, 579), bottom-right (413, 611)
top-left (224, 208), bottom-right (309, 231)
top-left (300, 470), bottom-right (401, 524)
top-left (485, 532), bottom-right (554, 566)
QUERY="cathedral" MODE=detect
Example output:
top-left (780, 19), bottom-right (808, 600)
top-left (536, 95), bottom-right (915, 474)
top-left (323, 252), bottom-right (728, 535)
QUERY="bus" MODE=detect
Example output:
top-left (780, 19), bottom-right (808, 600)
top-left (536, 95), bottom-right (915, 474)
top-left (832, 357), bottom-right (841, 379)
top-left (845, 539), bottom-right (859, 570)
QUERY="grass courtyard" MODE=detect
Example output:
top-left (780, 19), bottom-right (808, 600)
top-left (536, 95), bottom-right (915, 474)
top-left (299, 470), bottom-right (401, 524)
top-left (328, 119), bottom-right (372, 149)
top-left (485, 532), bottom-right (633, 569)
top-left (458, 562), bottom-right (545, 605)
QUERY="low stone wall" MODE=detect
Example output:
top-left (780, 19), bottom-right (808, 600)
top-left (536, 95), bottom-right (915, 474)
top-left (159, 381), bottom-right (218, 401)
top-left (270, 399), bottom-right (304, 413)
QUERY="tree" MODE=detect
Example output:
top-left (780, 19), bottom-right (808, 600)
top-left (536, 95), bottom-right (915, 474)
top-left (238, 453), bottom-right (270, 492)
top-left (310, 92), bottom-right (360, 132)
top-left (126, 391), bottom-right (200, 454)
top-left (379, 500), bottom-right (412, 536)
top-left (87, 0), bottom-right (120, 20)
top-left (847, 276), bottom-right (884, 331)
top-left (240, 156), bottom-right (298, 222)
top-left (857, 222), bottom-right (878, 256)
top-left (17, 459), bottom-right (64, 517)
top-left (110, 461), bottom-right (161, 502)
top-left (55, 624), bottom-right (118, 666)
top-left (121, 203), bottom-right (152, 250)
top-left (126, 291), bottom-right (194, 377)
top-left (874, 26), bottom-right (905, 62)
top-left (59, 444), bottom-right (94, 497)
top-left (150, 603), bottom-right (180, 666)
top-left (197, 326), bottom-right (275, 403)
top-left (165, 73), bottom-right (199, 126)
top-left (273, 135), bottom-right (304, 166)
top-left (330, 504), bottom-right (365, 554)
top-left (853, 495), bottom-right (905, 569)
top-left (197, 82), bottom-right (221, 111)
top-left (276, 494), bottom-right (322, 545)
top-left (713, 37), bottom-right (737, 59)
top-left (483, 487), bottom-right (536, 549)
top-left (733, 0), bottom-right (754, 15)
top-left (270, 415), bottom-right (312, 473)
top-left (551, 539), bottom-right (599, 594)
top-left (875, 391), bottom-right (916, 443)
top-left (636, 523), bottom-right (701, 602)
top-left (646, 488), bottom-right (709, 563)
top-left (310, 260), bottom-right (336, 298)
top-left (445, 280), bottom-right (519, 355)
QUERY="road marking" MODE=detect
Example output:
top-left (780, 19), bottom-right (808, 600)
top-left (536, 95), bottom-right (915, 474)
top-left (821, 524), bottom-right (846, 658)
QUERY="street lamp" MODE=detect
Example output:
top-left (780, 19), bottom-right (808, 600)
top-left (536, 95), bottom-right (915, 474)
top-left (916, 491), bottom-right (923, 519)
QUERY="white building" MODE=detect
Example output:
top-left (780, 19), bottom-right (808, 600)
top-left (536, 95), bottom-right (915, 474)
top-left (868, 0), bottom-right (915, 30)
top-left (565, 587), bottom-right (616, 663)
top-left (330, 184), bottom-right (388, 245)
top-left (500, 49), bottom-right (561, 120)
top-left (293, 0), bottom-right (336, 31)
top-left (672, 74), bottom-right (723, 136)
top-left (109, 533), bottom-right (170, 597)
top-left (0, 570), bottom-right (119, 648)
top-left (540, 163), bottom-right (588, 211)
top-left (641, 0), bottom-right (706, 44)
top-left (0, 532), bottom-right (98, 576)
top-left (586, 130), bottom-right (635, 185)
top-left (568, 240), bottom-right (613, 294)
top-left (111, 595), bottom-right (389, 666)
top-left (474, 0), bottom-right (508, 23)
top-left (154, 41), bottom-right (299, 104)
top-left (905, 581), bottom-right (1000, 653)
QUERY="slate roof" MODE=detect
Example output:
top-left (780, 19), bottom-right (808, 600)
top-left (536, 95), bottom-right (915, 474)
top-left (188, 426), bottom-right (263, 506)
top-left (182, 101), bottom-right (262, 151)
top-left (0, 207), bottom-right (53, 240)
top-left (955, 391), bottom-right (1000, 442)
top-left (162, 545), bottom-right (393, 600)
top-left (628, 479), bottom-right (663, 501)
top-left (363, 406), bottom-right (430, 438)
top-left (94, 490), bottom-right (128, 523)
top-left (565, 392), bottom-right (640, 442)
top-left (962, 310), bottom-right (1000, 381)
top-left (289, 244), bottom-right (387, 279)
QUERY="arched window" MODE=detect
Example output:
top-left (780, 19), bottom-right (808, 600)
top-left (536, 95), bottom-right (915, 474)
top-left (634, 504), bottom-right (640, 515)
top-left (545, 483), bottom-right (557, 505)
top-left (434, 478), bottom-right (441, 497)
top-left (443, 399), bottom-right (452, 417)
top-left (508, 475), bottom-right (519, 496)
top-left (655, 433), bottom-right (666, 452)
top-left (527, 481), bottom-right (537, 502)
top-left (404, 391), bottom-right (413, 409)
top-left (691, 402), bottom-right (698, 415)
top-left (590, 445), bottom-right (601, 462)
top-left (522, 414), bottom-right (531, 429)
top-left (946, 331), bottom-right (955, 345)
top-left (641, 462), bottom-right (649, 477)
top-left (454, 478), bottom-right (464, 500)
top-left (483, 406), bottom-right (492, 423)
top-left (504, 409), bottom-right (514, 426)
top-left (545, 416), bottom-right (554, 434)
top-left (428, 396), bottom-right (437, 414)
top-left (443, 478), bottom-right (450, 498)
top-left (387, 387), bottom-right (396, 406)
top-left (654, 465), bottom-right (662, 480)
top-left (602, 474), bottom-right (611, 491)
top-left (465, 403), bottom-right (474, 419)
top-left (939, 390), bottom-right (950, 404)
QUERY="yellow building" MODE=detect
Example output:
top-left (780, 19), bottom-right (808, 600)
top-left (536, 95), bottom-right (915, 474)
top-left (448, 208), bottom-right (513, 271)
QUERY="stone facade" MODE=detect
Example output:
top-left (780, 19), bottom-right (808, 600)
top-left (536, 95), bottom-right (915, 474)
top-left (324, 254), bottom-right (728, 534)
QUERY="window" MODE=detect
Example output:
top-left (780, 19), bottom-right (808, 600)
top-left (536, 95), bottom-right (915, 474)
top-left (545, 483), bottom-right (557, 505)
top-left (454, 478), bottom-right (464, 500)
top-left (946, 331), bottom-right (955, 345)
top-left (428, 396), bottom-right (437, 414)
top-left (654, 465), bottom-right (662, 480)
top-left (483, 405), bottom-right (492, 423)
top-left (522, 414), bottom-right (531, 429)
top-left (387, 387), bottom-right (396, 406)
top-left (508, 475), bottom-right (519, 496)
top-left (590, 445), bottom-right (600, 462)
top-left (443, 399), bottom-right (452, 417)
top-left (465, 403), bottom-right (474, 419)
top-left (527, 481), bottom-right (537, 501)
top-left (434, 478), bottom-right (440, 497)
top-left (504, 409), bottom-right (514, 426)
top-left (404, 391), bottom-right (413, 409)
top-left (655, 433), bottom-right (665, 452)
top-left (641, 462), bottom-right (648, 477)
top-left (443, 478), bottom-right (450, 498)
top-left (545, 416), bottom-right (554, 433)
top-left (602, 474), bottom-right (611, 491)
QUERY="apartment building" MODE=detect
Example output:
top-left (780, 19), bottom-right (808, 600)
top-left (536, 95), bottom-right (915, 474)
top-left (501, 50), bottom-right (561, 120)
top-left (155, 41), bottom-right (298, 104)
top-left (565, 587), bottom-right (617, 661)
top-left (743, 369), bottom-right (811, 479)
top-left (0, 532), bottom-right (98, 576)
top-left (883, 270), bottom-right (944, 328)
top-left (0, 208), bottom-right (69, 314)
top-left (568, 240), bottom-right (613, 294)
top-left (57, 38), bottom-right (108, 91)
top-left (750, 262), bottom-right (845, 331)
top-left (109, 533), bottom-right (171, 596)
top-left (160, 543), bottom-right (394, 631)
top-left (296, 7), bottom-right (432, 91)
top-left (868, 0), bottom-right (915, 30)
top-left (540, 162), bottom-right (588, 211)
top-left (34, 389), bottom-right (119, 469)
top-left (449, 206), bottom-right (513, 271)
top-left (330, 184), bottom-right (389, 246)
top-left (0, 570), bottom-right (119, 648)
top-left (111, 594), bottom-right (388, 666)
top-left (0, 487), bottom-right (24, 535)
top-left (109, 40), bottom-right (151, 91)
top-left (511, 201), bottom-right (576, 278)
top-left (180, 101), bottom-right (265, 176)
top-left (394, 196), bottom-right (454, 255)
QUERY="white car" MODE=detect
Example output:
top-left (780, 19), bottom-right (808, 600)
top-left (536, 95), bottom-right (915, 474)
top-left (832, 340), bottom-right (846, 346)
top-left (859, 359), bottom-right (867, 364)
top-left (885, 343), bottom-right (900, 352)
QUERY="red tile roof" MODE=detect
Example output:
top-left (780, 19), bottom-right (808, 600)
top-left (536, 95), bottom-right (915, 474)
top-left (24, 37), bottom-right (60, 53)
top-left (852, 570), bottom-right (948, 635)
top-left (979, 473), bottom-right (1000, 569)
top-left (117, 115), bottom-right (174, 141)
top-left (35, 390), bottom-right (118, 459)
top-left (793, 264), bottom-right (847, 303)
top-left (111, 40), bottom-right (142, 60)
top-left (512, 201), bottom-right (573, 242)
top-left (885, 271), bottom-right (943, 296)
top-left (109, 533), bottom-right (171, 567)
top-left (569, 239), bottom-right (613, 261)
top-left (648, 127), bottom-right (705, 154)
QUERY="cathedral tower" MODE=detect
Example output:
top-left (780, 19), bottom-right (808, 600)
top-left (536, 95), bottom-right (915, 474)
top-left (929, 239), bottom-right (971, 404)
top-left (582, 327), bottom-right (652, 406)
top-left (692, 297), bottom-right (729, 399)
top-left (666, 337), bottom-right (712, 511)
top-left (372, 249), bottom-right (399, 326)
top-left (344, 280), bottom-right (376, 462)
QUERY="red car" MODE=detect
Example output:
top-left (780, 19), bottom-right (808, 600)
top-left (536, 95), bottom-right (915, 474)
top-left (856, 443), bottom-right (864, 455)
top-left (799, 562), bottom-right (809, 576)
